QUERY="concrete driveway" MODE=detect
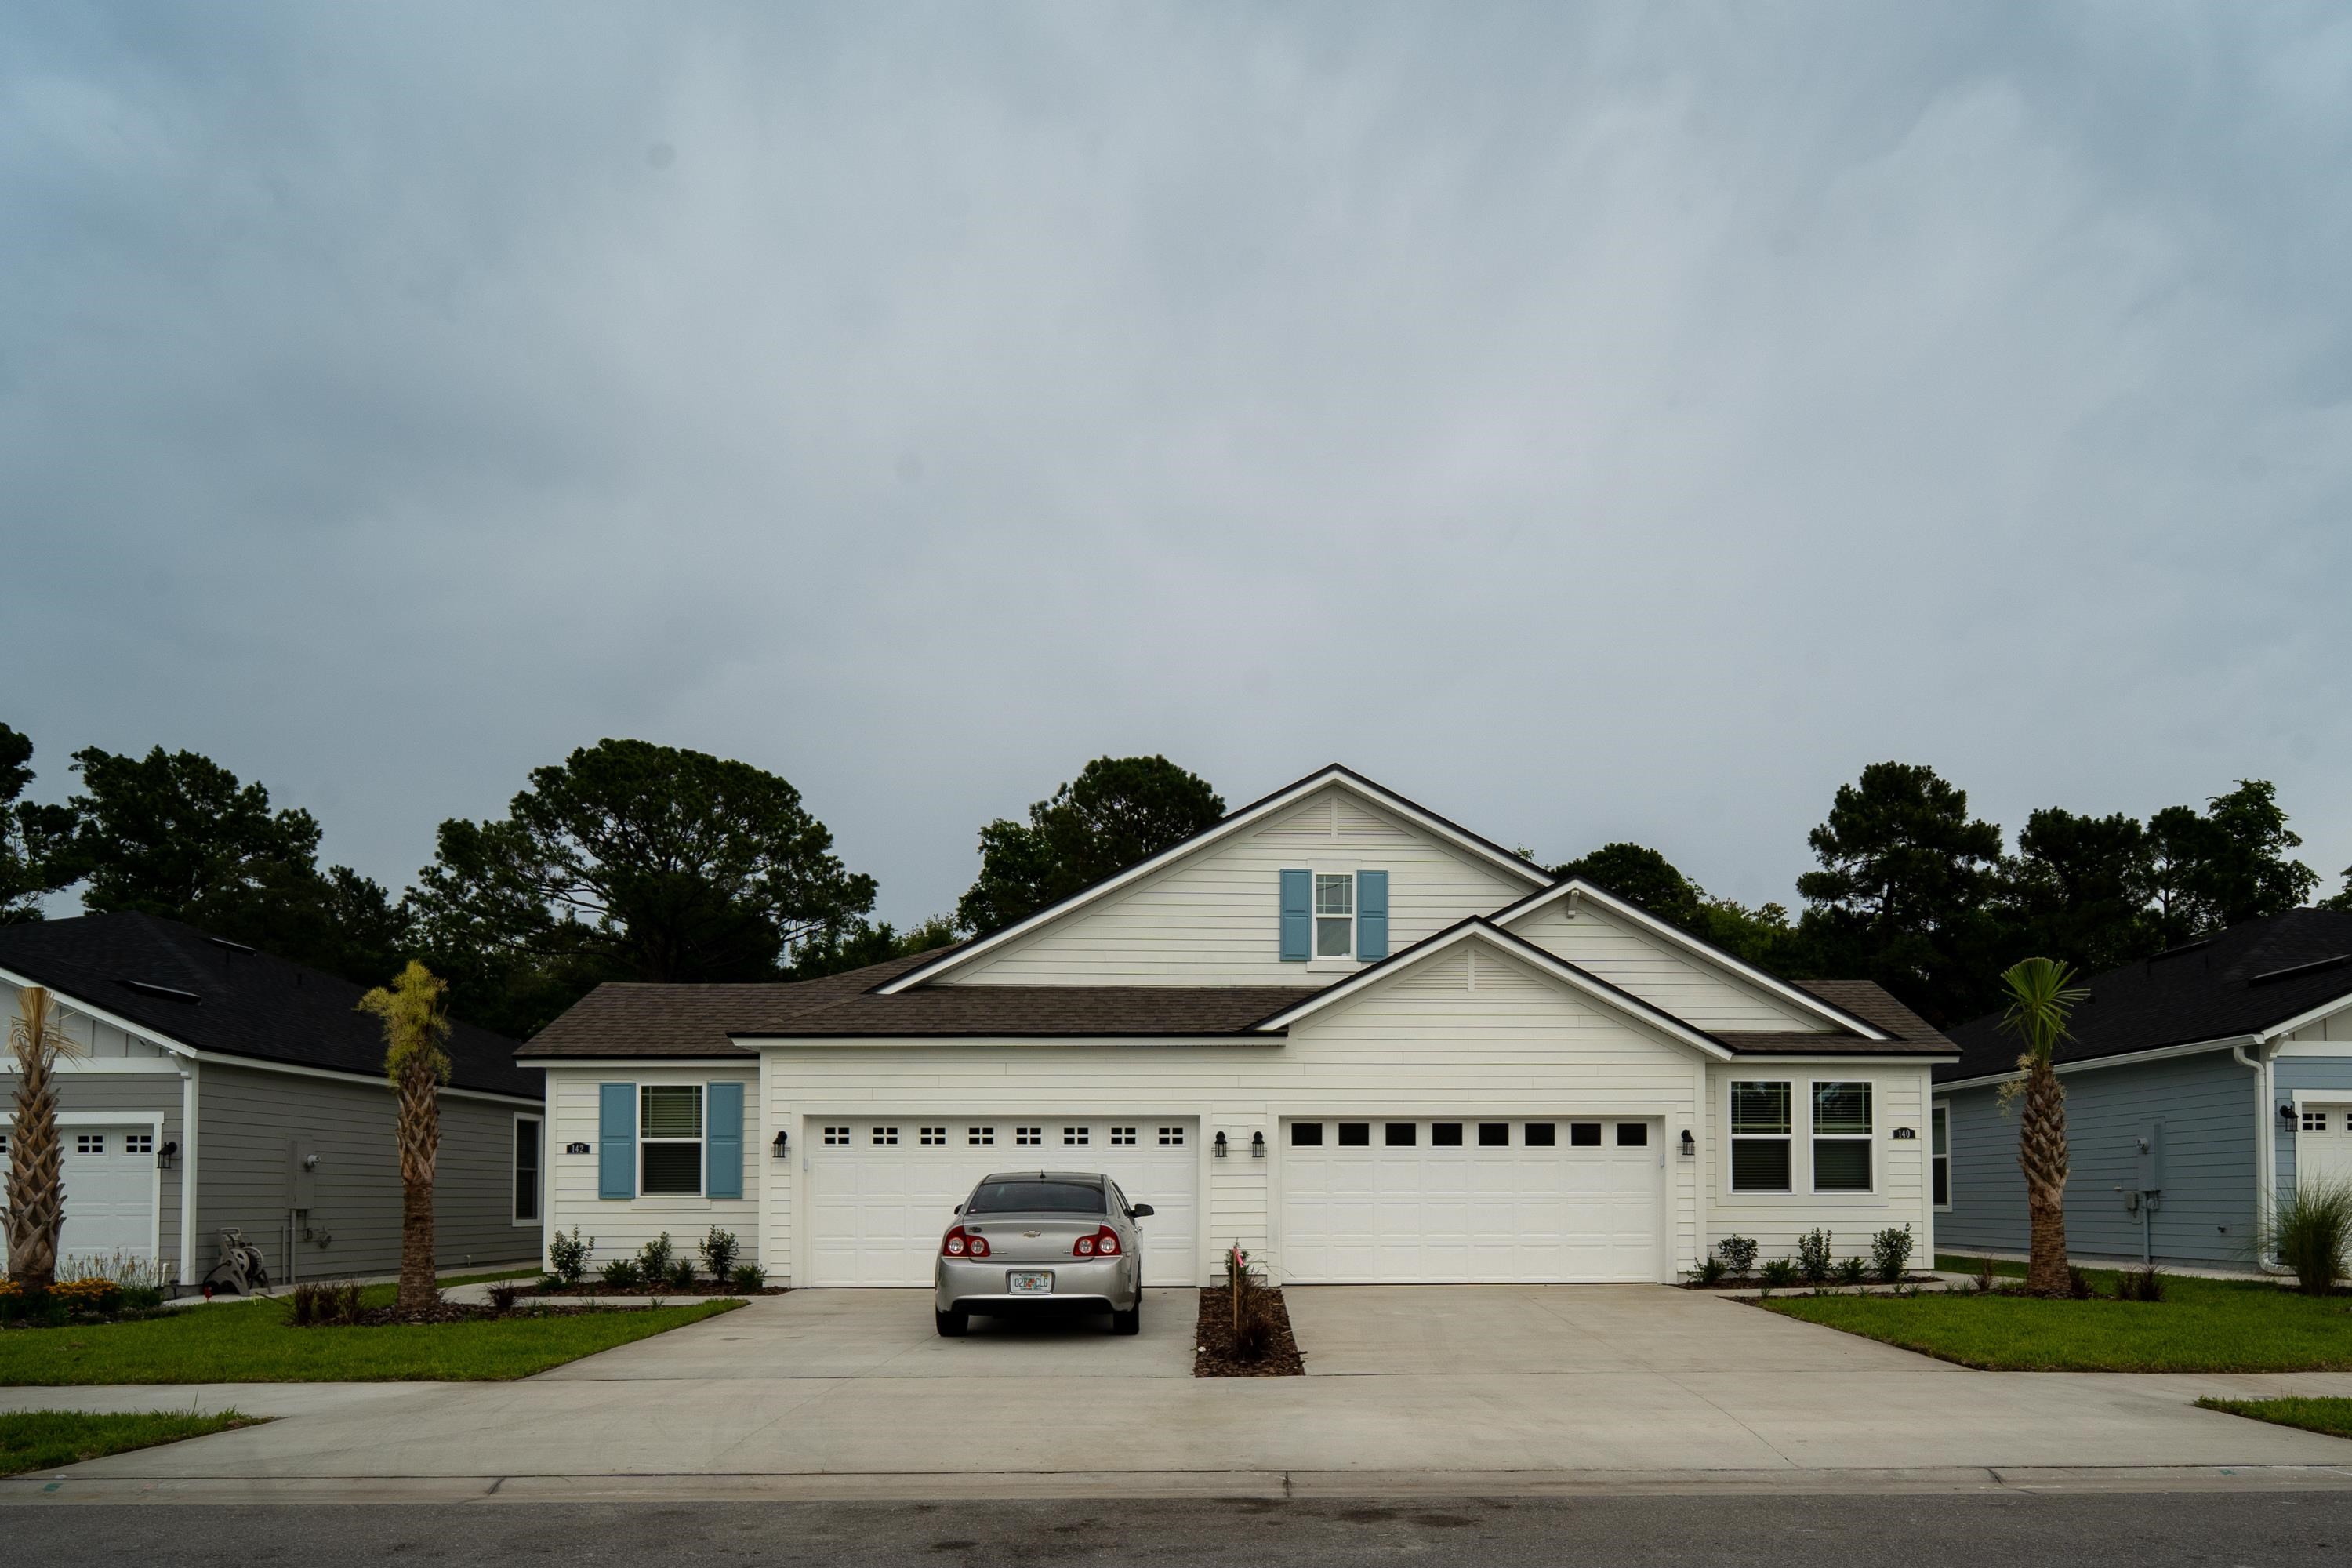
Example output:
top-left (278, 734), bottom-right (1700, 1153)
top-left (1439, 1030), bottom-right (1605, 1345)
top-left (9, 1284), bottom-right (2352, 1501)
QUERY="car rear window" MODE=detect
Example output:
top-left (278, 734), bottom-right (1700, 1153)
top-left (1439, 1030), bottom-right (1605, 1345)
top-left (965, 1180), bottom-right (1107, 1215)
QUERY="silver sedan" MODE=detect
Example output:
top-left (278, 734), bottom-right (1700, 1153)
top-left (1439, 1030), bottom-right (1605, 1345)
top-left (934, 1171), bottom-right (1154, 1337)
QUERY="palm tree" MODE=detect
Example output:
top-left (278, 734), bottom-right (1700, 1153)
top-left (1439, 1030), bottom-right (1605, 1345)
top-left (6, 985), bottom-right (82, 1290)
top-left (358, 962), bottom-right (453, 1313)
top-left (1999, 956), bottom-right (2089, 1297)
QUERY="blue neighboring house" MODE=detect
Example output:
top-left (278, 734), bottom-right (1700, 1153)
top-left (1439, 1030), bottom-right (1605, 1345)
top-left (1936, 909), bottom-right (2352, 1269)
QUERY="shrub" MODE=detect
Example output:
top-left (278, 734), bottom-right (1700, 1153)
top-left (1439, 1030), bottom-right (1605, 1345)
top-left (548, 1227), bottom-right (593, 1286)
top-left (1715, 1236), bottom-right (1759, 1278)
top-left (1973, 1258), bottom-right (1997, 1294)
top-left (2067, 1265), bottom-right (2094, 1300)
top-left (1795, 1229), bottom-right (1833, 1284)
top-left (488, 1282), bottom-right (523, 1312)
top-left (49, 1278), bottom-right (122, 1316)
top-left (1758, 1257), bottom-right (1798, 1293)
top-left (1693, 1255), bottom-right (1727, 1287)
top-left (600, 1258), bottom-right (643, 1290)
top-left (699, 1227), bottom-right (739, 1280)
top-left (2266, 1177), bottom-right (2352, 1296)
top-left (637, 1233), bottom-right (674, 1282)
top-left (2114, 1266), bottom-right (2166, 1303)
top-left (1870, 1225), bottom-right (1915, 1285)
top-left (730, 1264), bottom-right (765, 1293)
top-left (1835, 1256), bottom-right (1867, 1287)
top-left (667, 1258), bottom-right (697, 1291)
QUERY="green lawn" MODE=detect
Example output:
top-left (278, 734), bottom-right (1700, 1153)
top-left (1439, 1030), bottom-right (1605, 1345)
top-left (1762, 1272), bottom-right (2352, 1371)
top-left (2196, 1397), bottom-right (2352, 1441)
top-left (0, 1410), bottom-right (263, 1475)
top-left (0, 1287), bottom-right (741, 1385)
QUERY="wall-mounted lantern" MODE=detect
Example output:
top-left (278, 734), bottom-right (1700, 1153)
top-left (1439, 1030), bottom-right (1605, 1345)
top-left (158, 1139), bottom-right (179, 1171)
top-left (1214, 1131), bottom-right (1229, 1160)
top-left (1679, 1130), bottom-right (1695, 1157)
top-left (772, 1129), bottom-right (791, 1160)
top-left (1250, 1131), bottom-right (1266, 1159)
top-left (2280, 1102), bottom-right (2300, 1124)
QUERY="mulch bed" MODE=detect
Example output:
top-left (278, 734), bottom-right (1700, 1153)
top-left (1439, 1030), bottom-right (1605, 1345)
top-left (1193, 1283), bottom-right (1305, 1377)
top-left (1684, 1275), bottom-right (1938, 1290)
top-left (524, 1282), bottom-right (789, 1297)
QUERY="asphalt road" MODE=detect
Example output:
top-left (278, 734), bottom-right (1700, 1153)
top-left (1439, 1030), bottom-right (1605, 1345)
top-left (5, 1491), bottom-right (2352, 1565)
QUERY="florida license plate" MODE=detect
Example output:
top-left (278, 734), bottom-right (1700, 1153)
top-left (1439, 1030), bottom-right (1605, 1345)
top-left (1007, 1271), bottom-right (1054, 1295)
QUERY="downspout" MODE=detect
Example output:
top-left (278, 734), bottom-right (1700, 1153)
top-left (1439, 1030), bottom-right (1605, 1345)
top-left (2233, 1040), bottom-right (2294, 1276)
top-left (177, 1060), bottom-right (201, 1290)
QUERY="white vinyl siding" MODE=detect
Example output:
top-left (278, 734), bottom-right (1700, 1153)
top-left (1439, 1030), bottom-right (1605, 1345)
top-left (543, 1068), bottom-right (760, 1272)
top-left (1704, 1062), bottom-right (1933, 1260)
top-left (1505, 902), bottom-right (1838, 1033)
top-left (942, 785), bottom-right (1531, 985)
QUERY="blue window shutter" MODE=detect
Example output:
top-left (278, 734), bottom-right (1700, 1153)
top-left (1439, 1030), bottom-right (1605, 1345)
top-left (706, 1081), bottom-right (744, 1200)
top-left (598, 1083), bottom-right (635, 1200)
top-left (1279, 869), bottom-right (1312, 961)
top-left (1356, 870), bottom-right (1388, 960)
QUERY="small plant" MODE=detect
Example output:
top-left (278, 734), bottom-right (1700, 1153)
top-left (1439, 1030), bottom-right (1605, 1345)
top-left (1835, 1256), bottom-right (1867, 1288)
top-left (600, 1258), bottom-right (643, 1290)
top-left (730, 1264), bottom-right (765, 1293)
top-left (1759, 1257), bottom-right (1798, 1294)
top-left (1693, 1255), bottom-right (1727, 1287)
top-left (2067, 1265), bottom-right (2094, 1300)
top-left (2264, 1177), bottom-right (2352, 1296)
top-left (637, 1232), bottom-right (675, 1282)
top-left (289, 1280), bottom-right (330, 1327)
top-left (548, 1226), bottom-right (593, 1286)
top-left (699, 1227), bottom-right (739, 1280)
top-left (488, 1282), bottom-right (523, 1312)
top-left (1870, 1225), bottom-right (1915, 1285)
top-left (667, 1258), bottom-right (696, 1291)
top-left (2114, 1265), bottom-right (2166, 1303)
top-left (1796, 1229), bottom-right (1833, 1284)
top-left (1715, 1236), bottom-right (1759, 1278)
top-left (1973, 1258), bottom-right (1997, 1294)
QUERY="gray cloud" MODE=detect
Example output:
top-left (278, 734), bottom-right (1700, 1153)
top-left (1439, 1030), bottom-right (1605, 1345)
top-left (8, 2), bottom-right (2350, 923)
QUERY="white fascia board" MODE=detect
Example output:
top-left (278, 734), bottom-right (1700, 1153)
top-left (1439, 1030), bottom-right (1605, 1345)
top-left (1936, 1034), bottom-right (2255, 1092)
top-left (1254, 920), bottom-right (1734, 1061)
top-left (2256, 989), bottom-right (2352, 1044)
top-left (0, 964), bottom-right (197, 1060)
top-left (181, 1047), bottom-right (544, 1107)
top-left (525, 1056), bottom-right (757, 1068)
top-left (877, 765), bottom-right (1553, 994)
top-left (734, 1036), bottom-right (1282, 1050)
top-left (1489, 883), bottom-right (1888, 1040)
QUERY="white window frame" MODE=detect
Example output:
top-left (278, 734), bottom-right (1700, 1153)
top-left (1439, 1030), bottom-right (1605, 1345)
top-left (1810, 1080), bottom-right (1875, 1195)
top-left (512, 1112), bottom-right (543, 1226)
top-left (1312, 872), bottom-right (1356, 960)
top-left (1931, 1102), bottom-right (1951, 1211)
top-left (1728, 1080), bottom-right (1794, 1194)
top-left (638, 1084), bottom-right (705, 1198)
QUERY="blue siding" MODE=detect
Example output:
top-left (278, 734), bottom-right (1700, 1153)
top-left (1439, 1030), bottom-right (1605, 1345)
top-left (2275, 1054), bottom-right (2352, 1191)
top-left (1940, 1047), bottom-right (2259, 1267)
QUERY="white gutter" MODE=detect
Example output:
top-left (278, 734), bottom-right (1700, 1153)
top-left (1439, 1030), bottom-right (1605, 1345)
top-left (1938, 1034), bottom-right (2253, 1093)
top-left (176, 1058), bottom-right (200, 1288)
top-left (2233, 1041), bottom-right (2294, 1276)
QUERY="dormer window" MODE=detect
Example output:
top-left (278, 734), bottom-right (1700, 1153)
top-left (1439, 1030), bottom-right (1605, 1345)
top-left (1314, 874), bottom-right (1355, 957)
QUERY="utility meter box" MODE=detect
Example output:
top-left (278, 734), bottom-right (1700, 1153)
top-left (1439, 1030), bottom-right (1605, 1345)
top-left (2132, 1122), bottom-right (2165, 1196)
top-left (287, 1138), bottom-right (320, 1210)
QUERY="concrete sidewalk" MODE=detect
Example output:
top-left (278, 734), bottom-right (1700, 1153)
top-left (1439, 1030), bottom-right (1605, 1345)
top-left (5, 1287), bottom-right (2352, 1502)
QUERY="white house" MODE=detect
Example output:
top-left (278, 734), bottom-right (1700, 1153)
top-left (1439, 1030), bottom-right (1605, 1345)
top-left (521, 766), bottom-right (1954, 1287)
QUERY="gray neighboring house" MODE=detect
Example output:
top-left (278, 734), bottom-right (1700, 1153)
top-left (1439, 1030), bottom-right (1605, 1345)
top-left (1936, 909), bottom-right (2352, 1269)
top-left (0, 913), bottom-right (543, 1290)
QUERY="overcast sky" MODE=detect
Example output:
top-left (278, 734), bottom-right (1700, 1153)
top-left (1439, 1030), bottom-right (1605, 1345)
top-left (8, 2), bottom-right (2350, 927)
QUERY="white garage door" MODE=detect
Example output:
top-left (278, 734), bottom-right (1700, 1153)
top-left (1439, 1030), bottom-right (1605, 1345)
top-left (56, 1125), bottom-right (159, 1265)
top-left (1279, 1116), bottom-right (1661, 1283)
top-left (804, 1117), bottom-right (1199, 1287)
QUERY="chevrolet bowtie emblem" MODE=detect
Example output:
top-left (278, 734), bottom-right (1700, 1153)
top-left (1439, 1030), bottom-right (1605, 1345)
top-left (1022, 1230), bottom-right (1043, 1238)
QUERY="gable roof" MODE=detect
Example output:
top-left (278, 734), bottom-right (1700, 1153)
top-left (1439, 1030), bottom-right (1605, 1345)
top-left (875, 764), bottom-right (1553, 993)
top-left (0, 913), bottom-right (538, 1098)
top-left (520, 948), bottom-right (950, 1058)
top-left (1493, 878), bottom-right (1890, 1039)
top-left (1940, 909), bottom-right (2352, 1081)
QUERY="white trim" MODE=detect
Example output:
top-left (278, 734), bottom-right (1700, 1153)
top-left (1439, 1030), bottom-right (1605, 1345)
top-left (877, 765), bottom-right (1552, 993)
top-left (1931, 1100), bottom-right (1952, 1213)
top-left (1493, 881), bottom-right (1889, 1040)
top-left (10, 1112), bottom-right (169, 1266)
top-left (1937, 1034), bottom-right (2255, 1091)
top-left (636, 1083), bottom-right (706, 1200)
top-left (0, 965), bottom-right (195, 1059)
top-left (181, 1047), bottom-right (543, 1106)
top-left (2257, 989), bottom-right (2352, 1045)
top-left (53, 1058), bottom-right (184, 1073)
top-left (1808, 1078), bottom-right (1875, 1196)
top-left (179, 1061), bottom-right (199, 1287)
top-left (734, 1036), bottom-right (1283, 1050)
top-left (512, 1112), bottom-right (544, 1228)
top-left (524, 1056), bottom-right (755, 1069)
top-left (1251, 920), bottom-right (1736, 1061)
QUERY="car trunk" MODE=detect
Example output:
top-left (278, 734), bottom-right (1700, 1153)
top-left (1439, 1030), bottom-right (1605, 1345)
top-left (961, 1213), bottom-right (1109, 1265)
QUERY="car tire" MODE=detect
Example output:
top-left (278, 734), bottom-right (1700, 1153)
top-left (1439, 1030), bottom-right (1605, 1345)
top-left (1110, 1301), bottom-right (1141, 1336)
top-left (935, 1308), bottom-right (968, 1338)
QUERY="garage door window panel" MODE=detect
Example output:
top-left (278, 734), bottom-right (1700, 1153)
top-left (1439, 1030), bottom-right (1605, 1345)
top-left (1291, 1122), bottom-right (1324, 1147)
top-left (1524, 1123), bottom-right (1555, 1148)
top-left (1731, 1081), bottom-right (1792, 1192)
top-left (1812, 1082), bottom-right (1873, 1192)
top-left (1338, 1123), bottom-right (1370, 1147)
top-left (640, 1086), bottom-right (703, 1196)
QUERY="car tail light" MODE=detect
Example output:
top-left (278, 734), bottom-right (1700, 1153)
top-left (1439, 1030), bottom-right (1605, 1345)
top-left (942, 1225), bottom-right (990, 1259)
top-left (1074, 1225), bottom-right (1120, 1258)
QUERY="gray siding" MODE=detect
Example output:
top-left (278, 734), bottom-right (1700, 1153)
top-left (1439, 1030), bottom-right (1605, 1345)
top-left (194, 1062), bottom-right (540, 1282)
top-left (0, 1070), bottom-right (183, 1274)
top-left (2276, 1054), bottom-right (2352, 1189)
top-left (1940, 1047), bottom-right (2259, 1267)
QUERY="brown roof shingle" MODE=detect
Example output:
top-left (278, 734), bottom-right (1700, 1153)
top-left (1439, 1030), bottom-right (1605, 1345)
top-left (519, 949), bottom-right (948, 1058)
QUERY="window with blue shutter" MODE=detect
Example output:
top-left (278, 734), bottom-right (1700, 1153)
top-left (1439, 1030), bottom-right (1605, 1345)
top-left (706, 1081), bottom-right (744, 1200)
top-left (1356, 870), bottom-right (1388, 960)
top-left (597, 1083), bottom-right (635, 1200)
top-left (1279, 869), bottom-right (1311, 961)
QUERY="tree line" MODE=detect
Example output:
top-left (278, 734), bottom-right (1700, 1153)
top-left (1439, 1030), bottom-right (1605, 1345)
top-left (2, 722), bottom-right (2341, 1035)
